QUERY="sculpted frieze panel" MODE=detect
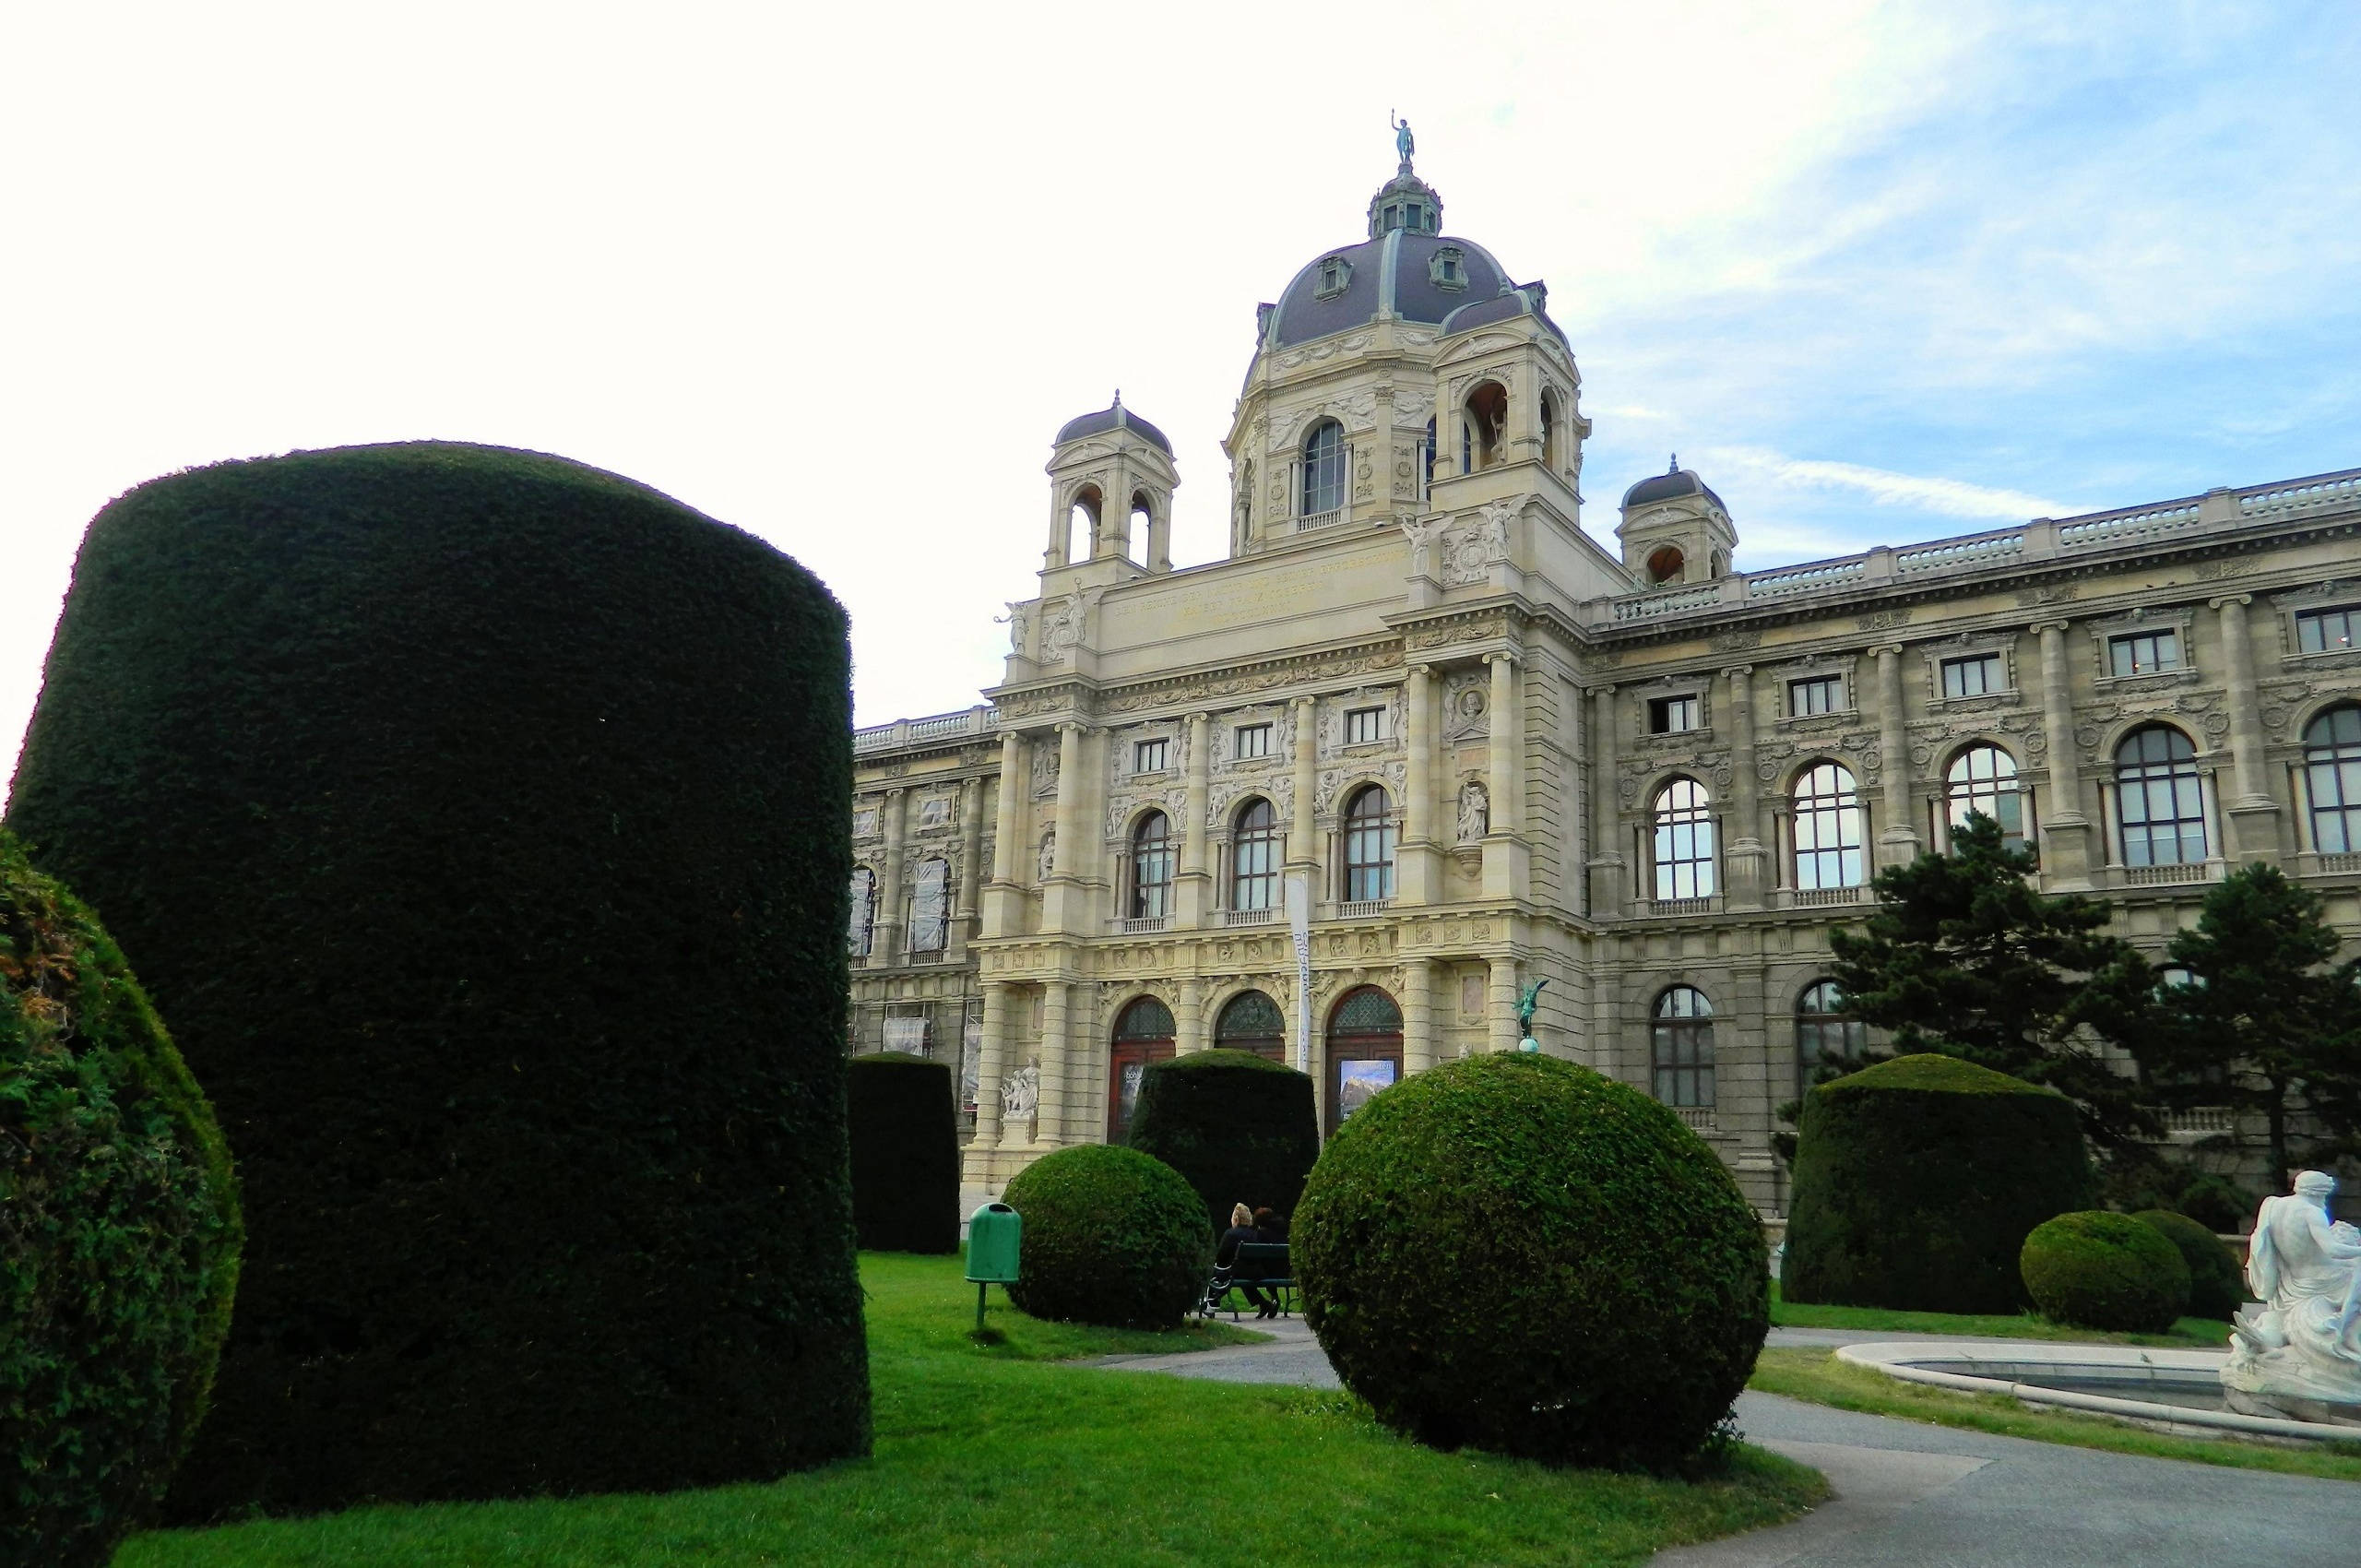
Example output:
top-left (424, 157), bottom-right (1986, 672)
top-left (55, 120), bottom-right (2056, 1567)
top-left (1101, 646), bottom-right (1406, 716)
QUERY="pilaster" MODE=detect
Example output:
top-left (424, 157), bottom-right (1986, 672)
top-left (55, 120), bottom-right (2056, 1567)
top-left (875, 787), bottom-right (908, 962)
top-left (1040, 722), bottom-right (1091, 933)
top-left (1586, 684), bottom-right (1627, 915)
top-left (1870, 647), bottom-right (1920, 869)
top-left (2034, 622), bottom-right (2094, 888)
top-left (1403, 956), bottom-right (1437, 1073)
top-left (983, 731), bottom-right (1029, 936)
top-left (2214, 594), bottom-right (2282, 862)
top-left (1481, 652), bottom-right (1529, 898)
top-left (1722, 664), bottom-right (1769, 910)
top-left (1398, 664), bottom-right (1441, 903)
top-left (1177, 711), bottom-right (1213, 925)
top-left (1487, 954), bottom-right (1520, 1055)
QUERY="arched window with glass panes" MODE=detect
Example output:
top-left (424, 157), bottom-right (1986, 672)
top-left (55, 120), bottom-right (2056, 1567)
top-left (1300, 421), bottom-right (1345, 517)
top-left (1652, 778), bottom-right (1716, 900)
top-left (1215, 990), bottom-right (1287, 1062)
top-left (2303, 706), bottom-right (2361, 853)
top-left (1230, 797), bottom-right (1278, 911)
top-left (1795, 980), bottom-right (1866, 1094)
top-left (1791, 761), bottom-right (1866, 890)
top-left (1342, 786), bottom-right (1396, 902)
top-left (1946, 743), bottom-right (2026, 849)
top-left (1130, 811), bottom-right (1174, 919)
top-left (2114, 725), bottom-right (2207, 866)
top-left (1651, 986), bottom-right (1715, 1109)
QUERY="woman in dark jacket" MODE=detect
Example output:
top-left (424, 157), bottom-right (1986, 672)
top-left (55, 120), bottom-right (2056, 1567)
top-left (1215, 1203), bottom-right (1276, 1317)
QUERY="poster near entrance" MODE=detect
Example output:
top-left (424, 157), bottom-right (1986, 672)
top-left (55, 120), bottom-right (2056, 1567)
top-left (1325, 986), bottom-right (1403, 1134)
top-left (1335, 1057), bottom-right (1398, 1121)
top-left (1108, 995), bottom-right (1177, 1144)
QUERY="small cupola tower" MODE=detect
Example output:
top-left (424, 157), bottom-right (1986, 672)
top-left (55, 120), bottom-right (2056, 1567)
top-left (1616, 457), bottom-right (1737, 586)
top-left (1042, 394), bottom-right (1180, 579)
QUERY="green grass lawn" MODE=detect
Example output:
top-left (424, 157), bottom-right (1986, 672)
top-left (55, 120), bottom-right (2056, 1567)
top-left (1769, 1281), bottom-right (2233, 1348)
top-left (119, 1253), bottom-right (1824, 1567)
top-left (1750, 1347), bottom-right (2361, 1483)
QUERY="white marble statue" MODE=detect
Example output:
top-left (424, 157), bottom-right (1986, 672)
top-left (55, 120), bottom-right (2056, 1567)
top-left (1399, 516), bottom-right (1445, 577)
top-left (1000, 1062), bottom-right (1039, 1129)
top-left (1456, 780), bottom-right (1489, 844)
top-left (2222, 1170), bottom-right (2361, 1421)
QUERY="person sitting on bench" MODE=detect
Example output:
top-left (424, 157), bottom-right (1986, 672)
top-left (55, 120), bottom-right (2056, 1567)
top-left (1215, 1203), bottom-right (1275, 1317)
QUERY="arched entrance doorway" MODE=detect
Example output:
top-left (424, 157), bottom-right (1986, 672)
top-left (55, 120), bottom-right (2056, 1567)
top-left (1326, 986), bottom-right (1402, 1134)
top-left (1108, 995), bottom-right (1174, 1145)
top-left (1215, 990), bottom-right (1286, 1062)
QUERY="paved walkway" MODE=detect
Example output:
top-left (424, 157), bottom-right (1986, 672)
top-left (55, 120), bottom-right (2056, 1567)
top-left (1088, 1317), bottom-right (2358, 1566)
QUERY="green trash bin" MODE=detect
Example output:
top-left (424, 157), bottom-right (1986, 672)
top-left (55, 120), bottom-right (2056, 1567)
top-left (966, 1202), bottom-right (1022, 1332)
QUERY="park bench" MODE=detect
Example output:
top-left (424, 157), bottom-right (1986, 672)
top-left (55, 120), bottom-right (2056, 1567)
top-left (1201, 1240), bottom-right (1297, 1321)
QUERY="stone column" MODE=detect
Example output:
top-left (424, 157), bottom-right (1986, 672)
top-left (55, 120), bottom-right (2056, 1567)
top-left (2214, 594), bottom-right (2282, 861)
top-left (1177, 711), bottom-right (1213, 926)
top-left (968, 982), bottom-right (1011, 1169)
top-left (1176, 977), bottom-right (1207, 1056)
top-left (1722, 665), bottom-right (1768, 909)
top-left (956, 775), bottom-right (985, 951)
top-left (1042, 721), bottom-right (1088, 933)
top-left (1037, 978), bottom-right (1073, 1146)
top-left (983, 730), bottom-right (1028, 936)
top-left (1403, 956), bottom-right (1437, 1073)
top-left (875, 787), bottom-right (908, 963)
top-left (1587, 685), bottom-right (1626, 915)
top-left (1288, 696), bottom-right (1321, 895)
top-left (1148, 500), bottom-right (1172, 573)
top-left (1871, 647), bottom-right (1920, 869)
top-left (2035, 622), bottom-right (2094, 888)
top-left (1483, 652), bottom-right (1528, 898)
top-left (1488, 954), bottom-right (1520, 1055)
top-left (1398, 664), bottom-right (1439, 904)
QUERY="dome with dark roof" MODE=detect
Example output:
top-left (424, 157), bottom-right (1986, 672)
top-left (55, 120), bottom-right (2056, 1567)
top-left (1622, 458), bottom-right (1727, 514)
top-left (1054, 398), bottom-right (1171, 457)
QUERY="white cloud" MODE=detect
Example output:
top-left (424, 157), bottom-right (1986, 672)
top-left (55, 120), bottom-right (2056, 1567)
top-left (1701, 445), bottom-right (2069, 521)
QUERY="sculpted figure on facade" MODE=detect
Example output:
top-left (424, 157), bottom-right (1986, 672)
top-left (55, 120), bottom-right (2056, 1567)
top-left (2224, 1170), bottom-right (2361, 1419)
top-left (1401, 516), bottom-right (1446, 577)
top-left (1000, 601), bottom-right (1030, 656)
top-left (1037, 830), bottom-right (1056, 881)
top-left (1456, 780), bottom-right (1489, 844)
top-left (1000, 1062), bottom-right (1040, 1131)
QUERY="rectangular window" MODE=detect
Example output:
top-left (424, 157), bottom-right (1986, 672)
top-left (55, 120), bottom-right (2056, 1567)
top-left (1648, 695), bottom-right (1701, 734)
top-left (908, 859), bottom-right (950, 954)
top-left (917, 796), bottom-right (951, 829)
top-left (2108, 630), bottom-right (2182, 677)
top-left (2297, 606), bottom-right (2360, 654)
top-left (1133, 738), bottom-right (1168, 774)
top-left (1234, 722), bottom-right (1272, 760)
top-left (1940, 653), bottom-right (2002, 698)
top-left (1788, 675), bottom-right (1843, 716)
top-left (1344, 707), bottom-right (1388, 745)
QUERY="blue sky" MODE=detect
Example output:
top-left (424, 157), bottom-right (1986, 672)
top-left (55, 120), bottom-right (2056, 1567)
top-left (2, 2), bottom-right (2357, 782)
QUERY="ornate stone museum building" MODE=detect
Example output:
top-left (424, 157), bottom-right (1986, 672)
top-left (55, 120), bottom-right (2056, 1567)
top-left (848, 150), bottom-right (2361, 1211)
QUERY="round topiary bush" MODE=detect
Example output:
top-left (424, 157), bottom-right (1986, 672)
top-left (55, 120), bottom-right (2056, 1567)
top-left (1126, 1048), bottom-right (1318, 1236)
top-left (1001, 1145), bottom-right (1211, 1329)
top-left (2132, 1209), bottom-right (2243, 1320)
top-left (1784, 1053), bottom-right (2095, 1314)
top-left (1, 830), bottom-right (242, 1568)
top-left (1294, 1053), bottom-right (1765, 1471)
top-left (6, 442), bottom-right (870, 1519)
top-left (847, 1052), bottom-right (959, 1254)
top-left (2022, 1210), bottom-right (2191, 1332)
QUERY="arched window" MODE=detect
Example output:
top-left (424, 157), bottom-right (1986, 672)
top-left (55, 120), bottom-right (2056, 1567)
top-left (1328, 986), bottom-right (1403, 1132)
top-left (1422, 416), bottom-right (1437, 495)
top-left (1795, 980), bottom-right (1866, 1094)
top-left (1791, 761), bottom-right (1866, 890)
top-left (1230, 798), bottom-right (1279, 911)
top-left (1301, 421), bottom-right (1346, 517)
top-left (1130, 811), bottom-right (1174, 919)
top-left (848, 867), bottom-right (875, 957)
top-left (908, 857), bottom-right (951, 954)
top-left (1128, 491), bottom-right (1152, 564)
top-left (1343, 786), bottom-right (1396, 902)
top-left (2115, 725), bottom-right (2207, 866)
top-left (1464, 382), bottom-right (1507, 469)
top-left (1652, 778), bottom-right (1716, 900)
top-left (1651, 986), bottom-right (1715, 1108)
top-left (1215, 990), bottom-right (1286, 1061)
top-left (1540, 392), bottom-right (1559, 469)
top-left (1109, 995), bottom-right (1176, 1144)
top-left (1646, 545), bottom-right (1686, 585)
top-left (1067, 485), bottom-right (1101, 562)
top-left (2303, 706), bottom-right (2361, 852)
top-left (1947, 743), bottom-right (2025, 848)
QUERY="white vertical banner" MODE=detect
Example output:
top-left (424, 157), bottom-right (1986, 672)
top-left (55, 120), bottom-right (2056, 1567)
top-left (1286, 871), bottom-right (1312, 1074)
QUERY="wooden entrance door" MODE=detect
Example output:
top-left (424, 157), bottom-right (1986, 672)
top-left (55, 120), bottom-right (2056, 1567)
top-left (1109, 995), bottom-right (1177, 1144)
top-left (1326, 986), bottom-right (1404, 1135)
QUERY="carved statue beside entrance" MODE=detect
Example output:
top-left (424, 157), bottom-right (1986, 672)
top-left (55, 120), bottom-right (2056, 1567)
top-left (1000, 1062), bottom-right (1040, 1136)
top-left (1456, 780), bottom-right (1489, 844)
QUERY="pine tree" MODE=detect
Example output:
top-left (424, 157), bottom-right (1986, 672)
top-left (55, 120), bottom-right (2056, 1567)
top-left (2142, 863), bottom-right (2361, 1190)
top-left (1827, 813), bottom-right (2159, 1143)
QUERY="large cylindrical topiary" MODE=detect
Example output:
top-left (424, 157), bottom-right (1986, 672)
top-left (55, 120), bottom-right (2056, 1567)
top-left (5, 443), bottom-right (869, 1519)
top-left (1294, 1054), bottom-right (1766, 1471)
top-left (2022, 1211), bottom-right (2190, 1332)
top-left (1126, 1049), bottom-right (1318, 1236)
top-left (847, 1052), bottom-right (959, 1254)
top-left (1784, 1053), bottom-right (2095, 1314)
top-left (1001, 1145), bottom-right (1210, 1329)
top-left (1, 830), bottom-right (242, 1568)
top-left (2134, 1208), bottom-right (2244, 1321)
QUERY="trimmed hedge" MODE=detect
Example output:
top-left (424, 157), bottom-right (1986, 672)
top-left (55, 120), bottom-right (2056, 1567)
top-left (6, 443), bottom-right (869, 1519)
top-left (1294, 1054), bottom-right (1766, 1471)
top-left (2134, 1209), bottom-right (2244, 1321)
top-left (847, 1052), bottom-right (959, 1254)
top-left (0, 831), bottom-right (242, 1568)
top-left (1126, 1049), bottom-right (1318, 1236)
top-left (2022, 1210), bottom-right (2190, 1332)
top-left (1784, 1053), bottom-right (2095, 1314)
top-left (1002, 1145), bottom-right (1210, 1329)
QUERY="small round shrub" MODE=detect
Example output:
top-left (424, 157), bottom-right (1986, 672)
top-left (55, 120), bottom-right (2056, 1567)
top-left (1126, 1049), bottom-right (1318, 1236)
top-left (1002, 1145), bottom-right (1211, 1329)
top-left (2133, 1209), bottom-right (2242, 1321)
top-left (1, 830), bottom-right (242, 1568)
top-left (1294, 1054), bottom-right (1765, 1471)
top-left (847, 1052), bottom-right (959, 1254)
top-left (2021, 1211), bottom-right (2191, 1332)
top-left (1784, 1054), bottom-right (2095, 1313)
